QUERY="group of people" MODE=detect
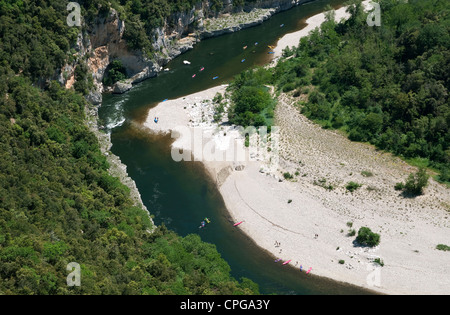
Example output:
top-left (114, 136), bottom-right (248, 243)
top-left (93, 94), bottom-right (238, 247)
top-left (199, 217), bottom-right (211, 229)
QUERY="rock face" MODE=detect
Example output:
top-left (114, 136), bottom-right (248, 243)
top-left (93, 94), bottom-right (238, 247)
top-left (60, 0), bottom-right (314, 103)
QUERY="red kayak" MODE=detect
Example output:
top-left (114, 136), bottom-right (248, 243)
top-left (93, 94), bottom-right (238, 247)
top-left (233, 221), bottom-right (243, 226)
top-left (282, 260), bottom-right (292, 265)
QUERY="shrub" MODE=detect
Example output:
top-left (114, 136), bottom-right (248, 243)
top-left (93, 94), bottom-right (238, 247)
top-left (373, 258), bottom-right (384, 267)
top-left (436, 244), bottom-right (450, 251)
top-left (403, 167), bottom-right (430, 196)
top-left (356, 227), bottom-right (380, 247)
top-left (394, 182), bottom-right (404, 191)
top-left (346, 181), bottom-right (362, 192)
top-left (361, 170), bottom-right (373, 177)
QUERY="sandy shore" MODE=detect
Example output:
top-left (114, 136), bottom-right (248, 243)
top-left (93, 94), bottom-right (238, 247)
top-left (141, 3), bottom-right (450, 295)
top-left (273, 0), bottom-right (373, 59)
top-left (221, 94), bottom-right (450, 295)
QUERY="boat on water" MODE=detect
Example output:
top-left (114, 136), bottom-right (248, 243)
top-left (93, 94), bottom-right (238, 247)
top-left (200, 67), bottom-right (205, 71)
top-left (280, 24), bottom-right (285, 27)
top-left (241, 59), bottom-right (245, 63)
top-left (162, 99), bottom-right (168, 102)
top-left (192, 74), bottom-right (196, 78)
top-left (213, 76), bottom-right (219, 80)
top-left (164, 68), bottom-right (170, 72)
top-left (199, 217), bottom-right (211, 229)
top-left (183, 60), bottom-right (191, 65)
top-left (243, 46), bottom-right (248, 50)
top-left (268, 51), bottom-right (275, 54)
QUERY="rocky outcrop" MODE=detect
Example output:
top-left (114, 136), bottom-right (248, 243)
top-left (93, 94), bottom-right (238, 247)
top-left (59, 0), bottom-right (315, 103)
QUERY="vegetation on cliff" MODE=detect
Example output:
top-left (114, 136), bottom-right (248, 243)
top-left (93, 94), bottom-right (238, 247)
top-left (0, 0), bottom-right (258, 295)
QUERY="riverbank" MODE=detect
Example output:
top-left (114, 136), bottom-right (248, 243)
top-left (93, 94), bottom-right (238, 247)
top-left (272, 1), bottom-right (350, 59)
top-left (140, 3), bottom-right (450, 295)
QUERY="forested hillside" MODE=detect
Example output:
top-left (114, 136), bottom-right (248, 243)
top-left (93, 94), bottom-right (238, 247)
top-left (280, 0), bottom-right (449, 181)
top-left (0, 0), bottom-right (258, 294)
top-left (229, 0), bottom-right (449, 182)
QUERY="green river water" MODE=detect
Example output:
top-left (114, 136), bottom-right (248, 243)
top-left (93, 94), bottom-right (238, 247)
top-left (99, 0), bottom-right (376, 295)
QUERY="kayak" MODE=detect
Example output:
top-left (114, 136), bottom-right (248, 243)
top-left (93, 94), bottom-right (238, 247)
top-left (233, 221), bottom-right (243, 226)
top-left (200, 67), bottom-right (205, 71)
top-left (162, 99), bottom-right (168, 102)
top-left (282, 260), bottom-right (292, 265)
top-left (268, 51), bottom-right (275, 54)
top-left (280, 24), bottom-right (285, 27)
top-left (243, 46), bottom-right (248, 50)
top-left (183, 60), bottom-right (191, 65)
top-left (306, 267), bottom-right (312, 274)
top-left (268, 45), bottom-right (275, 49)
top-left (192, 74), bottom-right (196, 78)
top-left (241, 59), bottom-right (245, 63)
top-left (213, 76), bottom-right (219, 80)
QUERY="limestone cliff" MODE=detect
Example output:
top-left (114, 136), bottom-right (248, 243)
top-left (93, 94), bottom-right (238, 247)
top-left (59, 0), bottom-right (314, 104)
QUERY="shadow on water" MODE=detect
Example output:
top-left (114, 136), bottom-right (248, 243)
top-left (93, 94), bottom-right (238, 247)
top-left (100, 0), bottom-right (380, 295)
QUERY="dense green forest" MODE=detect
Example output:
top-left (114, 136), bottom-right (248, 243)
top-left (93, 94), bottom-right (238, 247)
top-left (229, 0), bottom-right (449, 183)
top-left (0, 0), bottom-right (258, 294)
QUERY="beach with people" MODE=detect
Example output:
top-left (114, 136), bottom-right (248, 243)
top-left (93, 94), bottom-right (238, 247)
top-left (141, 2), bottom-right (450, 295)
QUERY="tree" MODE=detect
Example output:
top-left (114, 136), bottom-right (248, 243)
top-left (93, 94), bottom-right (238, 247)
top-left (356, 227), bottom-right (380, 247)
top-left (403, 167), bottom-right (430, 196)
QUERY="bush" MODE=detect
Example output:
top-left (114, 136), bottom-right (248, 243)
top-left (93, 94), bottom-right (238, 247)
top-left (436, 244), bottom-right (450, 251)
top-left (356, 227), bottom-right (380, 247)
top-left (403, 167), bottom-right (430, 196)
top-left (346, 181), bottom-right (362, 192)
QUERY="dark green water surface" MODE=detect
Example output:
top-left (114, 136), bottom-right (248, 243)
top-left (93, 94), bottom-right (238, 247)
top-left (99, 0), bottom-right (376, 295)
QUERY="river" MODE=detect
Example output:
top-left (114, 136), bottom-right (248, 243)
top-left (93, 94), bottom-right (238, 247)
top-left (98, 0), bottom-right (374, 295)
